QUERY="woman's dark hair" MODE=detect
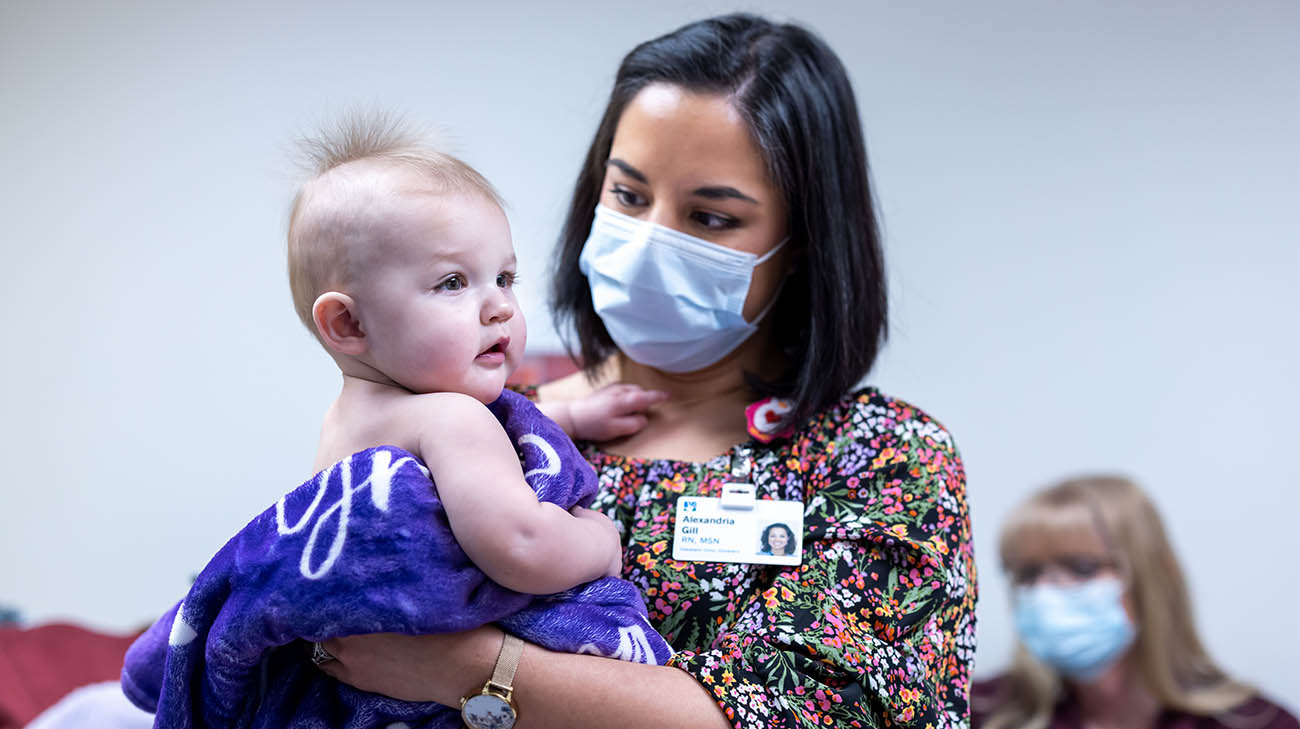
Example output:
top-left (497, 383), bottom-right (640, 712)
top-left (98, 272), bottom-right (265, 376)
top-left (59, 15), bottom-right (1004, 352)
top-left (760, 523), bottom-right (795, 554)
top-left (551, 13), bottom-right (887, 423)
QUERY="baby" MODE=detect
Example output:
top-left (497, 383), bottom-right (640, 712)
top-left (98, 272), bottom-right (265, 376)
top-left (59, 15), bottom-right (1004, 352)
top-left (287, 115), bottom-right (665, 594)
top-left (119, 115), bottom-right (674, 727)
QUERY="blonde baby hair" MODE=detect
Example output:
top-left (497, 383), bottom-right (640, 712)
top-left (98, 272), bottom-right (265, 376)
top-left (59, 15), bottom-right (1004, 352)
top-left (286, 110), bottom-right (502, 345)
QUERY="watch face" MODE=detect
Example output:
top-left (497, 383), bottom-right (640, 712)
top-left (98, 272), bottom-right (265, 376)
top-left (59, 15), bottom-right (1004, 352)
top-left (462, 693), bottom-right (517, 729)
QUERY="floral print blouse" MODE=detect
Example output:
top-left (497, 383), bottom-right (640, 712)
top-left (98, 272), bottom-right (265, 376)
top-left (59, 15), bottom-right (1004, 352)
top-left (583, 387), bottom-right (976, 729)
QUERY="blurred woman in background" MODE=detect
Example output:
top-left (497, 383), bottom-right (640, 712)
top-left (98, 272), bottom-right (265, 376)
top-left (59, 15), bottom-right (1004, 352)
top-left (973, 475), bottom-right (1297, 729)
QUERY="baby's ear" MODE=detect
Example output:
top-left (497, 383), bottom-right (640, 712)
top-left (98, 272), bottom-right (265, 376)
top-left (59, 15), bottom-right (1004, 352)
top-left (312, 292), bottom-right (367, 355)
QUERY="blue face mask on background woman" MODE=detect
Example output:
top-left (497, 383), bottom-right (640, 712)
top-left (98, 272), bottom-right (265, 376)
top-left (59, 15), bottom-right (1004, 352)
top-left (579, 205), bottom-right (786, 373)
top-left (1012, 576), bottom-right (1136, 679)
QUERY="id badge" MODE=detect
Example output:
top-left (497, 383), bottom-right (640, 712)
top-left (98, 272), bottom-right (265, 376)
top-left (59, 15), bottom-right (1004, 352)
top-left (672, 483), bottom-right (804, 566)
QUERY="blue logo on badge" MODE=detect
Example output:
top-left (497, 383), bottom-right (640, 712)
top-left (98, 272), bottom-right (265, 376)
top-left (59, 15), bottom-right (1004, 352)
top-left (682, 499), bottom-right (697, 512)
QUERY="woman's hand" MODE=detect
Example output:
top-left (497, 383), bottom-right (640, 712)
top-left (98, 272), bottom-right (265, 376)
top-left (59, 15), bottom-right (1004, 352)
top-left (317, 626), bottom-right (501, 705)
top-left (318, 627), bottom-right (732, 729)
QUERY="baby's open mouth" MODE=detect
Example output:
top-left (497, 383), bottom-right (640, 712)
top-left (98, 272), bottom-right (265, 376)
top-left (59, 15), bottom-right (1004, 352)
top-left (479, 337), bottom-right (509, 357)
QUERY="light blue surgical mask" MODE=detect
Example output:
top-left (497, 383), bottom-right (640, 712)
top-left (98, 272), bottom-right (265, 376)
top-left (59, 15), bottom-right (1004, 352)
top-left (1013, 576), bottom-right (1136, 680)
top-left (578, 205), bottom-right (787, 373)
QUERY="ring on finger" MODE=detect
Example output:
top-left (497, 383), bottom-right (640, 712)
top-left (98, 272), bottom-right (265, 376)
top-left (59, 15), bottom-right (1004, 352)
top-left (310, 641), bottom-right (336, 666)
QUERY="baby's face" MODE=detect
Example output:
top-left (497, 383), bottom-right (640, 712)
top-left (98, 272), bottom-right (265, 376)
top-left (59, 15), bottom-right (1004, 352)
top-left (354, 189), bottom-right (525, 404)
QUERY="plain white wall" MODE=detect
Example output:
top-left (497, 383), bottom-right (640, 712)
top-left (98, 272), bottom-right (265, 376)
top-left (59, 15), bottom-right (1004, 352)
top-left (3, 0), bottom-right (1297, 707)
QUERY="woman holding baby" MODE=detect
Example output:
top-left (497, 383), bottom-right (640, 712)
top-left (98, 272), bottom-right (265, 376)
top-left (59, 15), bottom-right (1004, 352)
top-left (320, 13), bottom-right (975, 728)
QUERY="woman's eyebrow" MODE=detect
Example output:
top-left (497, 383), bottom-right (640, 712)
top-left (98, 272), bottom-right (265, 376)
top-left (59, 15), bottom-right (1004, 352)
top-left (691, 185), bottom-right (758, 204)
top-left (607, 158), bottom-right (647, 183)
top-left (607, 158), bottom-right (759, 204)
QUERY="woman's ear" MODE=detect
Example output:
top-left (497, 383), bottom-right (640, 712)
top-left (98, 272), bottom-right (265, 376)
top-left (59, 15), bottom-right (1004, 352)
top-left (784, 242), bottom-right (803, 275)
top-left (313, 292), bottom-right (367, 356)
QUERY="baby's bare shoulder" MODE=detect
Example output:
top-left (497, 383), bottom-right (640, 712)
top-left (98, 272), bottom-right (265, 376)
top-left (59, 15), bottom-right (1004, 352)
top-left (397, 390), bottom-right (486, 415)
top-left (404, 393), bottom-right (515, 473)
top-left (397, 392), bottom-right (500, 436)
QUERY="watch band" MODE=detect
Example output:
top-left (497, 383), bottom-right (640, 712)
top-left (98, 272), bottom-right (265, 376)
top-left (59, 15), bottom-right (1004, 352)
top-left (488, 633), bottom-right (524, 691)
top-left (461, 633), bottom-right (524, 729)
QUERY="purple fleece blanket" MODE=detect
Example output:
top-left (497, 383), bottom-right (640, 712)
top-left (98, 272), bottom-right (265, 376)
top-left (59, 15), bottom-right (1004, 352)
top-left (121, 389), bottom-right (672, 729)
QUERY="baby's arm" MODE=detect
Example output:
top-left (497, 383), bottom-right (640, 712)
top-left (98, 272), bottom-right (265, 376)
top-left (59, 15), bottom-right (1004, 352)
top-left (539, 383), bottom-right (668, 442)
top-left (413, 393), bottom-right (621, 595)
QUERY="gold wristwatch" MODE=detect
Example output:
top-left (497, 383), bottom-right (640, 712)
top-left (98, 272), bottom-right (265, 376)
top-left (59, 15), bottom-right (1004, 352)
top-left (460, 633), bottom-right (523, 729)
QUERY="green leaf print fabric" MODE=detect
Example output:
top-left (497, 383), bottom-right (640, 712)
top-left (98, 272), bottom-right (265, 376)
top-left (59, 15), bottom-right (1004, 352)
top-left (582, 388), bottom-right (976, 729)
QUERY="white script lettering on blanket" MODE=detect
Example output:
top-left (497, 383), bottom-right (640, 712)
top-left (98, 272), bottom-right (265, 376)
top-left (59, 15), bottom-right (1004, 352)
top-left (576, 621), bottom-right (663, 665)
top-left (518, 433), bottom-right (561, 480)
top-left (275, 451), bottom-right (427, 580)
top-left (169, 600), bottom-right (198, 647)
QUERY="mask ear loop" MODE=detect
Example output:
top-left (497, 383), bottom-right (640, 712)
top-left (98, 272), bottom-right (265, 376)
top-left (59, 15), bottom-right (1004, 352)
top-left (745, 282), bottom-right (785, 327)
top-left (744, 236), bottom-right (791, 326)
top-left (753, 236), bottom-right (789, 266)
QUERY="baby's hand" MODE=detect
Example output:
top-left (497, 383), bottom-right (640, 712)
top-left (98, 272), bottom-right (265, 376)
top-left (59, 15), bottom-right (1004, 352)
top-left (566, 384), bottom-right (669, 442)
top-left (570, 505), bottom-right (623, 578)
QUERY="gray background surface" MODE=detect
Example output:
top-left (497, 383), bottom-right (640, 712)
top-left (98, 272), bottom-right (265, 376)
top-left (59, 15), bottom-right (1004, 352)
top-left (2, 0), bottom-right (1297, 706)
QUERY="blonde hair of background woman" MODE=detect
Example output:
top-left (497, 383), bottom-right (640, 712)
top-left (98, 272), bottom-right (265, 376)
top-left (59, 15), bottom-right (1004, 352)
top-left (980, 475), bottom-right (1256, 729)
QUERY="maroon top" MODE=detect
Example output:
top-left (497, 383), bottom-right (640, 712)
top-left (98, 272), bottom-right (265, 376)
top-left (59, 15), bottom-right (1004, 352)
top-left (972, 677), bottom-right (1300, 729)
top-left (0, 622), bottom-right (143, 728)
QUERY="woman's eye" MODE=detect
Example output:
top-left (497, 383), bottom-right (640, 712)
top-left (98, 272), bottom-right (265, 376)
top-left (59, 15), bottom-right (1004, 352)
top-left (1009, 564), bottom-right (1042, 585)
top-left (609, 186), bottom-right (646, 207)
top-left (496, 271), bottom-right (517, 288)
top-left (436, 275), bottom-right (466, 291)
top-left (1064, 557), bottom-right (1103, 579)
top-left (691, 210), bottom-right (739, 231)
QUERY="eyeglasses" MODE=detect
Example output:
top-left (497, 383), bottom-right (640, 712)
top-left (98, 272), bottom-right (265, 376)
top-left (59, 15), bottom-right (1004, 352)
top-left (1005, 555), bottom-right (1119, 586)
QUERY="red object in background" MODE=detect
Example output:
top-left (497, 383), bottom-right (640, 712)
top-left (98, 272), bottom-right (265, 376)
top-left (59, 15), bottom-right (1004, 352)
top-left (0, 623), bottom-right (142, 728)
top-left (507, 353), bottom-right (579, 387)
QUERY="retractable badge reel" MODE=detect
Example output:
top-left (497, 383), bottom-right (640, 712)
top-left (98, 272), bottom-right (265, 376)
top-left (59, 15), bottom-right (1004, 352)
top-left (672, 446), bottom-right (804, 566)
top-left (720, 469), bottom-right (757, 510)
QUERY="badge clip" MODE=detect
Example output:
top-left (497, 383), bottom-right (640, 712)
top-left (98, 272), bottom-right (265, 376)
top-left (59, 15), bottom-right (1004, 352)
top-left (720, 482), bottom-right (757, 510)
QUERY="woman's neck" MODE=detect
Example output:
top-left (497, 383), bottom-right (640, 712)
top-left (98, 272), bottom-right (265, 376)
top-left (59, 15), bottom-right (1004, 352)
top-left (614, 324), bottom-right (781, 406)
top-left (584, 335), bottom-right (783, 462)
top-left (617, 356), bottom-right (750, 407)
top-left (1070, 653), bottom-right (1161, 729)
